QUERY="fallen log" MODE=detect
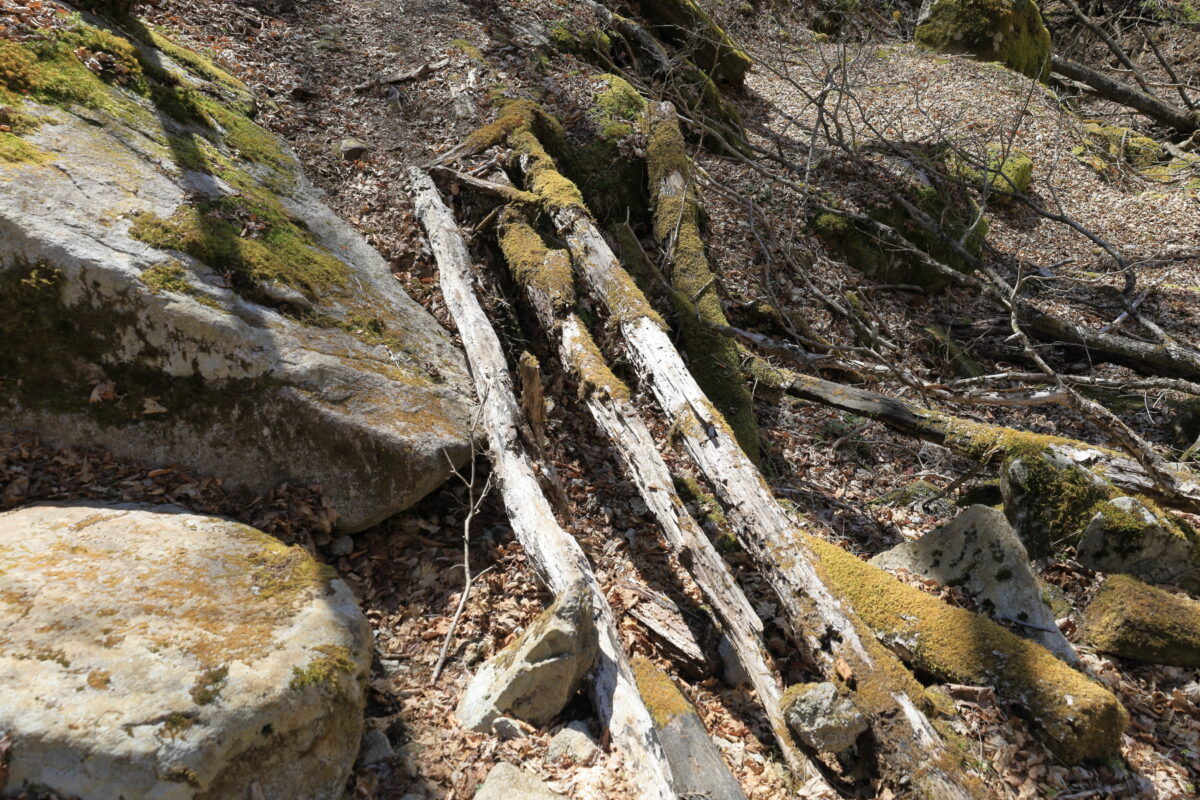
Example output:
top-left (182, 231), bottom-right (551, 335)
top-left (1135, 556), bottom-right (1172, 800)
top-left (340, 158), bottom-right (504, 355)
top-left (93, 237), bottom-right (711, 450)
top-left (491, 110), bottom-right (983, 798)
top-left (781, 372), bottom-right (1200, 511)
top-left (409, 169), bottom-right (677, 800)
top-left (1051, 54), bottom-right (1200, 133)
top-left (646, 100), bottom-right (760, 461)
top-left (493, 206), bottom-right (820, 783)
top-left (811, 535), bottom-right (1127, 764)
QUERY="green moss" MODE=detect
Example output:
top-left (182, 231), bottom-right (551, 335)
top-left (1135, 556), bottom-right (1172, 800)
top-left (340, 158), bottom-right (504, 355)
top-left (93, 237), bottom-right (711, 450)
top-left (914, 0), bottom-right (1051, 80)
top-left (638, 0), bottom-right (752, 85)
top-left (190, 664), bottom-right (229, 705)
top-left (814, 172), bottom-right (988, 292)
top-left (810, 534), bottom-right (1127, 763)
top-left (129, 193), bottom-right (348, 305)
top-left (549, 24), bottom-right (613, 61)
top-left (139, 260), bottom-right (192, 294)
top-left (632, 656), bottom-right (694, 727)
top-left (1081, 122), bottom-right (1161, 170)
top-left (290, 644), bottom-right (357, 690)
top-left (450, 38), bottom-right (484, 61)
top-left (1084, 574), bottom-right (1200, 666)
top-left (240, 533), bottom-right (336, 604)
top-left (0, 131), bottom-right (49, 163)
top-left (950, 144), bottom-right (1033, 197)
top-left (137, 26), bottom-right (247, 95)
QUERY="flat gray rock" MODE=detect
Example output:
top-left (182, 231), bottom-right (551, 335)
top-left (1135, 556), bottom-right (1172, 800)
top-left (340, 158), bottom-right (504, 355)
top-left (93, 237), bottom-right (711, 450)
top-left (0, 502), bottom-right (371, 800)
top-left (474, 763), bottom-right (567, 800)
top-left (872, 505), bottom-right (1077, 663)
top-left (1077, 496), bottom-right (1200, 593)
top-left (0, 15), bottom-right (472, 530)
top-left (456, 580), bottom-right (597, 731)
top-left (546, 720), bottom-right (599, 764)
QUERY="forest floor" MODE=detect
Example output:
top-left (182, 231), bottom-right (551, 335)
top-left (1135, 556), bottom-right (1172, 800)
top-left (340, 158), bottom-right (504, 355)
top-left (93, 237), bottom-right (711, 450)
top-left (4, 0), bottom-right (1200, 797)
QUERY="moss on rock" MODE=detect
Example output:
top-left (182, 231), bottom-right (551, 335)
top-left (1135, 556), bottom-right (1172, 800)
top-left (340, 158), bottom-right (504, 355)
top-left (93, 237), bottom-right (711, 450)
top-left (1084, 574), bottom-right (1200, 666)
top-left (950, 143), bottom-right (1033, 197)
top-left (915, 0), bottom-right (1051, 81)
top-left (809, 534), bottom-right (1127, 763)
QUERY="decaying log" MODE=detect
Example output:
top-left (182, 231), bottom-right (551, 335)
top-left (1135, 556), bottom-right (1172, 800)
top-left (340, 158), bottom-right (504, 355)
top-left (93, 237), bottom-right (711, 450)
top-left (632, 658), bottom-right (749, 800)
top-left (492, 207), bottom-right (819, 782)
top-left (603, 0), bottom-right (752, 86)
top-left (499, 120), bottom-right (983, 798)
top-left (782, 372), bottom-right (1200, 511)
top-left (1051, 54), bottom-right (1200, 133)
top-left (409, 169), bottom-right (678, 800)
top-left (811, 535), bottom-right (1127, 763)
top-left (646, 100), bottom-right (760, 461)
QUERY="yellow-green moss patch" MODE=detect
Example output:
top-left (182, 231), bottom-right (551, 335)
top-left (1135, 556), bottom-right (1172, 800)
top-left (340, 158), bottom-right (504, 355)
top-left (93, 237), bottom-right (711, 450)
top-left (190, 665), bottom-right (229, 705)
top-left (915, 0), bottom-right (1051, 80)
top-left (808, 534), bottom-right (1127, 763)
top-left (632, 656), bottom-right (694, 727)
top-left (1084, 574), bottom-right (1200, 666)
top-left (290, 644), bottom-right (357, 691)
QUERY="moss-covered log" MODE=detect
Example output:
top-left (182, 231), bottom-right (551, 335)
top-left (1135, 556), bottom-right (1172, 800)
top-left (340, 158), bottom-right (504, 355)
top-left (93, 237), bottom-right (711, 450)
top-left (631, 659), bottom-right (748, 800)
top-left (646, 101), bottom-right (760, 461)
top-left (1083, 574), bottom-right (1200, 666)
top-left (485, 105), bottom-right (984, 799)
top-left (782, 372), bottom-right (1200, 512)
top-left (810, 535), bottom-right (1127, 763)
top-left (616, 0), bottom-right (752, 85)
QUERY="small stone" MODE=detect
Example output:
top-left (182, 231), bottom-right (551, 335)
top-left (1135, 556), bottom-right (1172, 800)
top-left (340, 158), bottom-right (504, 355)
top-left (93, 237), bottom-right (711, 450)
top-left (781, 682), bottom-right (868, 755)
top-left (491, 716), bottom-right (526, 740)
top-left (474, 763), bottom-right (566, 800)
top-left (718, 635), bottom-right (749, 687)
top-left (356, 728), bottom-right (394, 766)
top-left (340, 137), bottom-right (370, 160)
top-left (546, 720), bottom-right (599, 763)
top-left (455, 580), bottom-right (597, 732)
top-left (329, 535), bottom-right (355, 557)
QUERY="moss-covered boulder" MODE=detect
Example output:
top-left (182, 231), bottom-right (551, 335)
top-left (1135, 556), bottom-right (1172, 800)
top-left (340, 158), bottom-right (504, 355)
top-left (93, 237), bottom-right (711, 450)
top-left (1000, 449), bottom-right (1117, 559)
top-left (1076, 496), bottom-right (1200, 594)
top-left (814, 164), bottom-right (989, 292)
top-left (1084, 574), bottom-right (1200, 666)
top-left (0, 502), bottom-right (371, 799)
top-left (950, 143), bottom-right (1034, 197)
top-left (637, 0), bottom-right (752, 85)
top-left (915, 0), bottom-right (1051, 81)
top-left (0, 10), bottom-right (473, 530)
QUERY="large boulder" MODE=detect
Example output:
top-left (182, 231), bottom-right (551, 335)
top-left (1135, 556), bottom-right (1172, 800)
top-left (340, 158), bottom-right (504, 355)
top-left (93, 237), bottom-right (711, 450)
top-left (915, 0), bottom-right (1052, 81)
top-left (0, 502), bottom-right (372, 799)
top-left (455, 580), bottom-right (598, 732)
top-left (0, 11), bottom-right (473, 530)
top-left (1076, 496), bottom-right (1200, 594)
top-left (871, 505), bottom-right (1077, 663)
top-left (1000, 449), bottom-right (1116, 559)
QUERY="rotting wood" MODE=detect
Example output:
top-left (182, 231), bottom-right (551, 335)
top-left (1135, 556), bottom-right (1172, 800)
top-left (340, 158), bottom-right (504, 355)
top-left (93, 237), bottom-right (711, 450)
top-left (491, 206), bottom-right (821, 784)
top-left (409, 169), bottom-right (678, 800)
top-left (1051, 54), bottom-right (1200, 133)
top-left (488, 116), bottom-right (983, 799)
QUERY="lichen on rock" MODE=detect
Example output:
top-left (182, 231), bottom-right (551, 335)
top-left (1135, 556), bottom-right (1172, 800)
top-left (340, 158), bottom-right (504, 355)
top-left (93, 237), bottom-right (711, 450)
top-left (1083, 573), bottom-right (1200, 667)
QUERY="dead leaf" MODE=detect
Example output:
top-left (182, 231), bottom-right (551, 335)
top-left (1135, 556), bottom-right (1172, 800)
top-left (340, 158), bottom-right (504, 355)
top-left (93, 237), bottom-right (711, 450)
top-left (142, 397), bottom-right (168, 415)
top-left (835, 656), bottom-right (853, 683)
top-left (89, 381), bottom-right (117, 403)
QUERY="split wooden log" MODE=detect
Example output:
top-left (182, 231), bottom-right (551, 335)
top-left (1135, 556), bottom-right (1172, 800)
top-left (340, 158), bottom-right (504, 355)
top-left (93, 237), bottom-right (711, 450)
top-left (497, 117), bottom-right (983, 798)
top-left (492, 206), bottom-right (820, 783)
top-left (645, 100), bottom-right (760, 462)
top-left (1051, 54), bottom-right (1200, 133)
top-left (409, 169), bottom-right (678, 800)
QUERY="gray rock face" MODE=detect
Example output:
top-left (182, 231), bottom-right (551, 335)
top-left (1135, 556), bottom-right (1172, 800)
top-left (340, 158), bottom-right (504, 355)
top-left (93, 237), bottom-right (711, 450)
top-left (356, 728), bottom-right (394, 767)
top-left (0, 16), bottom-right (472, 531)
top-left (1001, 451), bottom-right (1115, 558)
top-left (871, 505), bottom-right (1077, 663)
top-left (0, 502), bottom-right (371, 800)
top-left (781, 682), bottom-right (868, 756)
top-left (1077, 496), bottom-right (1200, 593)
top-left (455, 580), bottom-right (597, 732)
top-left (717, 634), bottom-right (749, 687)
top-left (546, 720), bottom-right (599, 764)
top-left (474, 763), bottom-right (566, 800)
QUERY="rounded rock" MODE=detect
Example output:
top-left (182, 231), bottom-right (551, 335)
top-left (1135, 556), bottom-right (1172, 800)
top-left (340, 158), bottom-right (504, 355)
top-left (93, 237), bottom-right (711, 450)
top-left (0, 502), bottom-right (371, 800)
